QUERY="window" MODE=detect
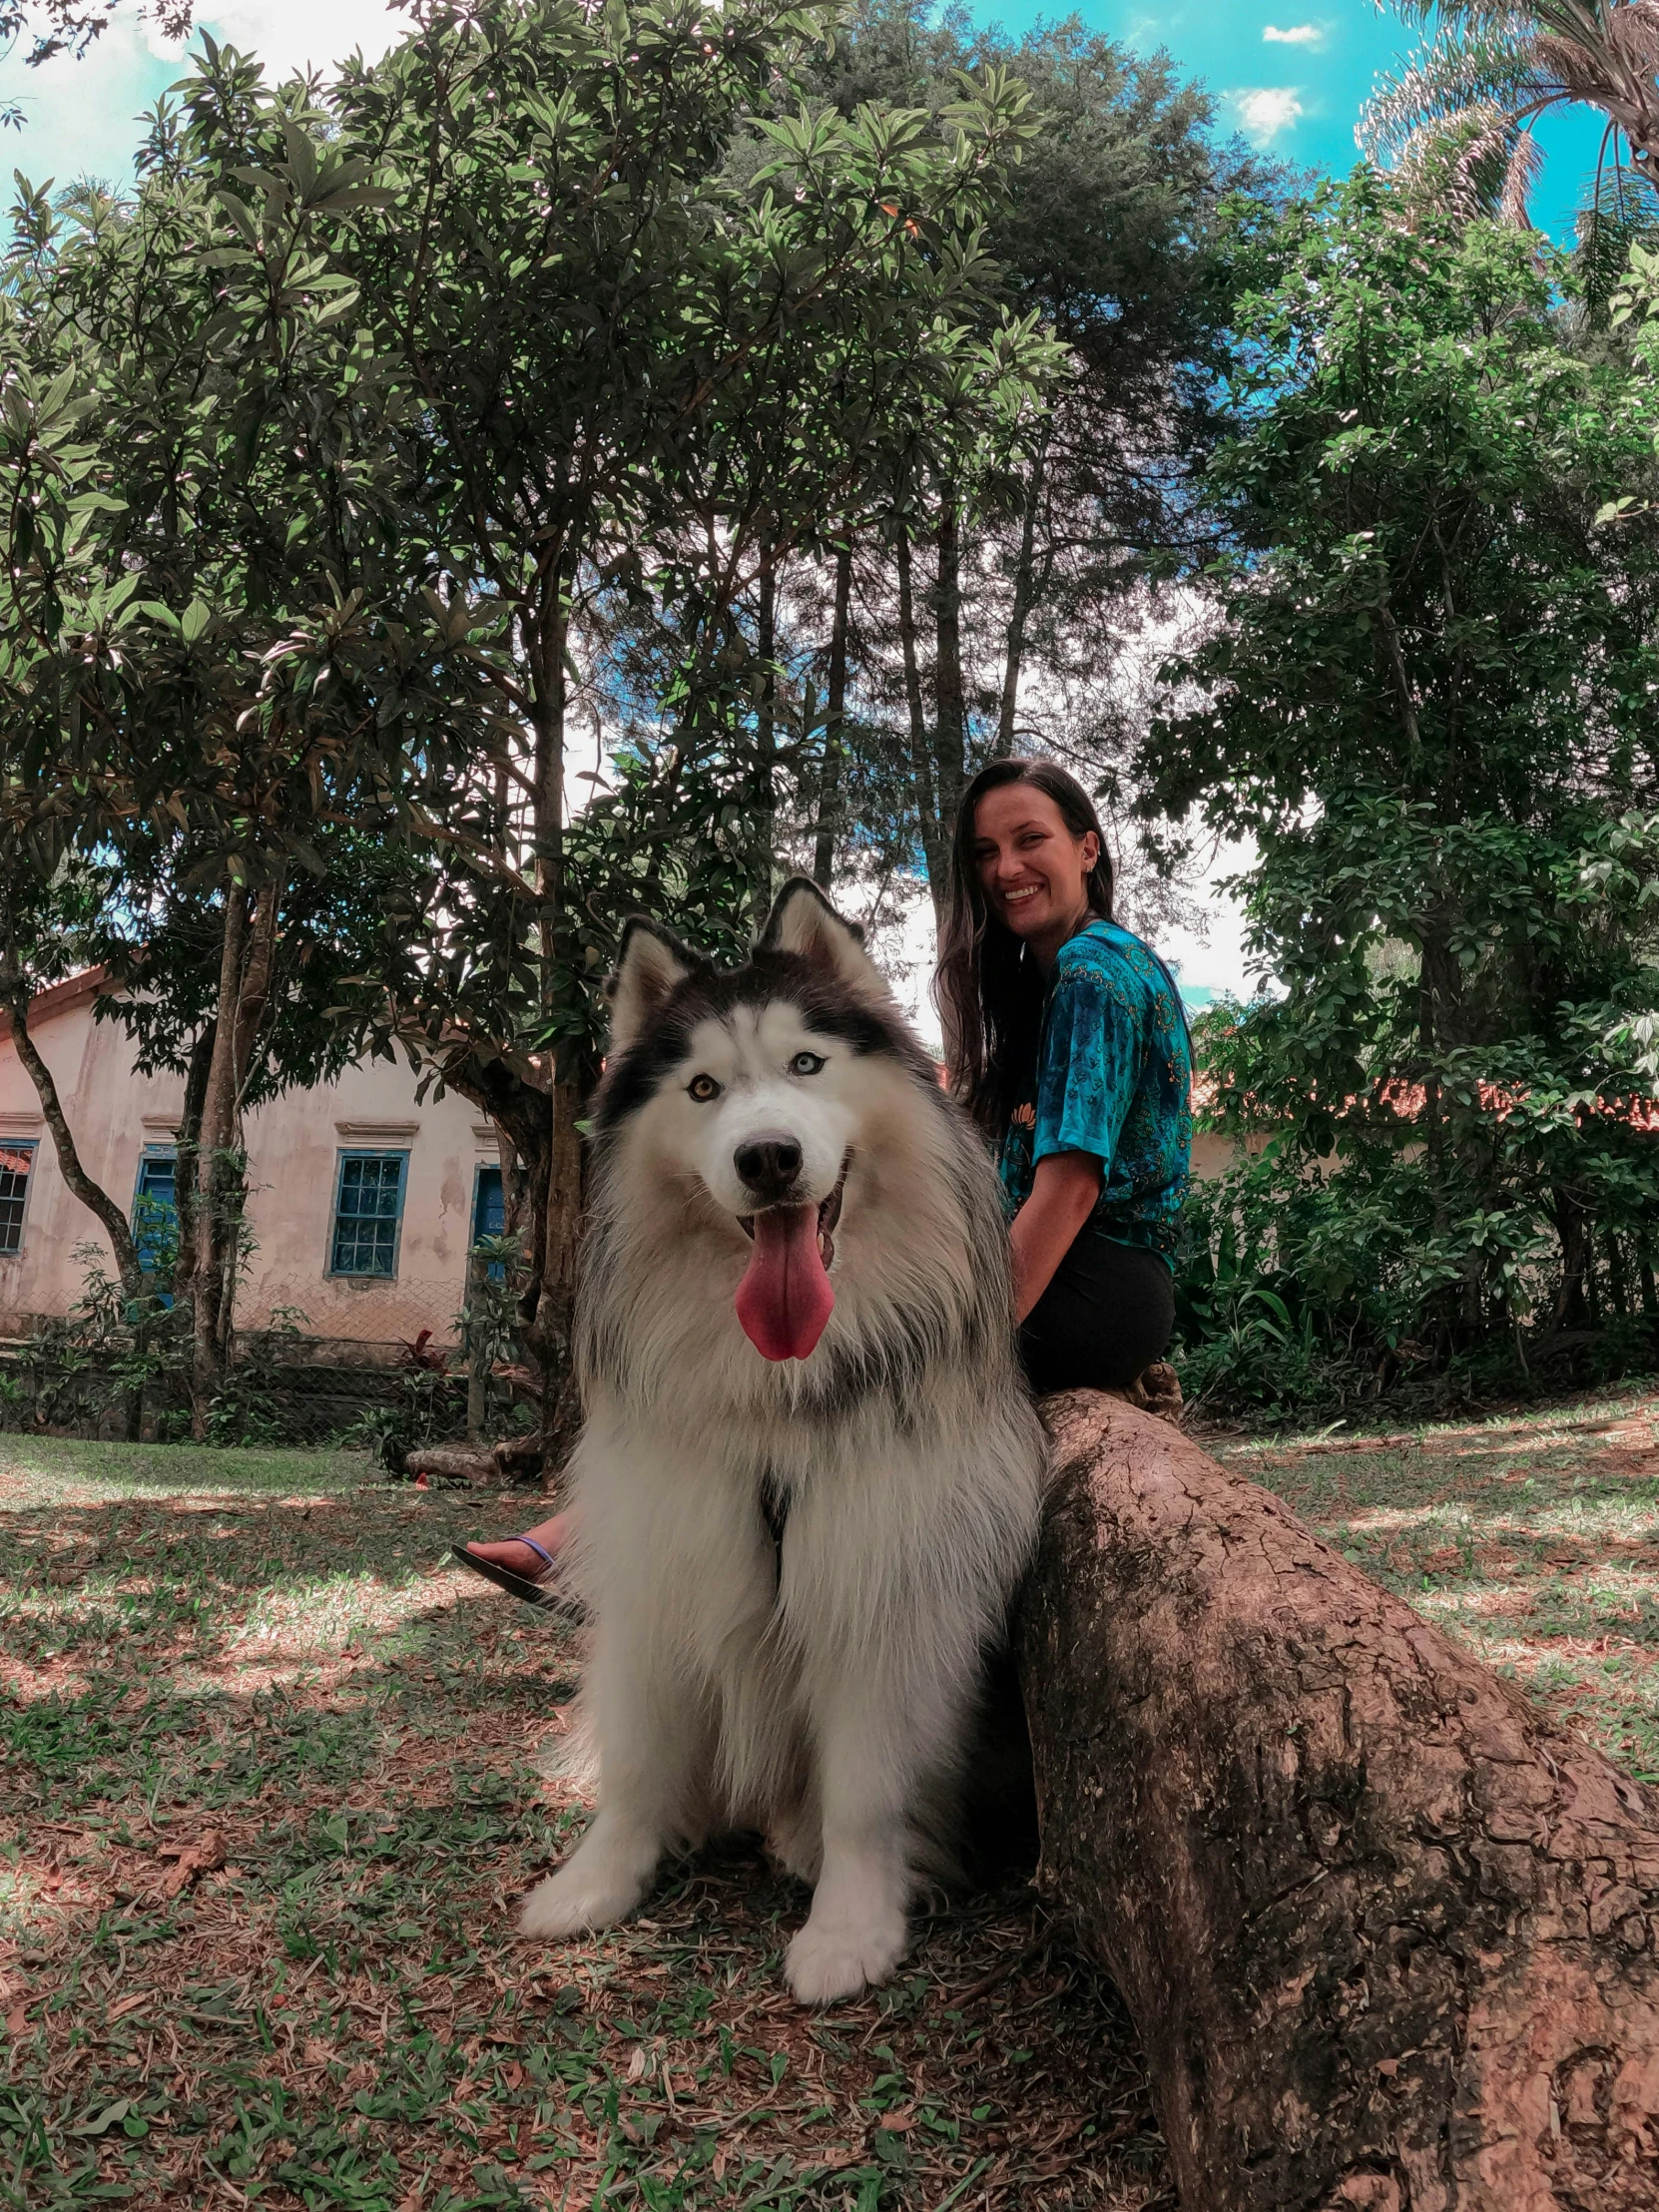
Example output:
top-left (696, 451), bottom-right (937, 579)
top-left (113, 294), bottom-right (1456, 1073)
top-left (472, 1165), bottom-right (504, 1243)
top-left (329, 1151), bottom-right (408, 1278)
top-left (472, 1164), bottom-right (505, 1281)
top-left (133, 1147), bottom-right (178, 1276)
top-left (0, 1143), bottom-right (34, 1255)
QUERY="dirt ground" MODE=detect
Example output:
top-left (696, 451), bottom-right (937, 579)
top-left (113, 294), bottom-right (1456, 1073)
top-left (8, 1384), bottom-right (1659, 2210)
top-left (0, 1437), bottom-right (1160, 2212)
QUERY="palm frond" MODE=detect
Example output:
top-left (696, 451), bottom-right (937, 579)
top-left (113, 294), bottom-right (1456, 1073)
top-left (1377, 2), bottom-right (1638, 35)
top-left (1572, 136), bottom-right (1659, 310)
top-left (1542, 8), bottom-right (1659, 172)
top-left (1360, 24), bottom-right (1550, 163)
top-left (1377, 0), bottom-right (1521, 21)
top-left (1501, 123), bottom-right (1546, 220)
top-left (1367, 4), bottom-right (1659, 210)
top-left (1389, 98), bottom-right (1542, 221)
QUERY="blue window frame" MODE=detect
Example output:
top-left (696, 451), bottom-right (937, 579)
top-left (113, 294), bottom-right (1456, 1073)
top-left (471, 1164), bottom-right (505, 1281)
top-left (0, 1142), bottom-right (36, 1255)
top-left (329, 1151), bottom-right (408, 1278)
top-left (133, 1147), bottom-right (178, 1276)
top-left (472, 1165), bottom-right (504, 1242)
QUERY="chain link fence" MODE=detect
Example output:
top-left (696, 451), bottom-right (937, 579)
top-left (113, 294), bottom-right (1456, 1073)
top-left (0, 1239), bottom-right (534, 1456)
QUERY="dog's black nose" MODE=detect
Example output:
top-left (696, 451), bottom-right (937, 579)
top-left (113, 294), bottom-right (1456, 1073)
top-left (735, 1135), bottom-right (803, 1199)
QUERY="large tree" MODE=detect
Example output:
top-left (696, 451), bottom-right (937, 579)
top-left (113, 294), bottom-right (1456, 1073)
top-left (1144, 171), bottom-right (1659, 1406)
top-left (0, 2), bottom-right (1060, 1441)
top-left (305, 0), bottom-right (1051, 1424)
top-left (771, 2), bottom-right (1267, 925)
top-left (0, 115), bottom-right (486, 1428)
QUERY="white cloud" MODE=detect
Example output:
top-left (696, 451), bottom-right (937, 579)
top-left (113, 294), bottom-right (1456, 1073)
top-left (1263, 23), bottom-right (1324, 45)
top-left (0, 3), bottom-right (410, 186)
top-left (1232, 87), bottom-right (1305, 145)
top-left (0, 17), bottom-right (174, 187)
top-left (159, 4), bottom-right (409, 77)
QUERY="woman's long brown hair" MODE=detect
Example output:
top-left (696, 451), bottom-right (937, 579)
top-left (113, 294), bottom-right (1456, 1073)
top-left (934, 758), bottom-right (1115, 1139)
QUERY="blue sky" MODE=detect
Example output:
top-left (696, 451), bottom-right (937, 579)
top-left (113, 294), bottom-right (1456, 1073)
top-left (0, 3), bottom-right (1615, 240)
top-left (1022, 4), bottom-right (1609, 240)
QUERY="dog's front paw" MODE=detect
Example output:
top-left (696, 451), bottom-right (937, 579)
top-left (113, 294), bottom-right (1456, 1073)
top-left (785, 1905), bottom-right (907, 2005)
top-left (518, 1849), bottom-right (650, 1939)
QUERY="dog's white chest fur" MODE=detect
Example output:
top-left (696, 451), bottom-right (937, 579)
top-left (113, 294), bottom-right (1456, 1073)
top-left (514, 883), bottom-right (1045, 2003)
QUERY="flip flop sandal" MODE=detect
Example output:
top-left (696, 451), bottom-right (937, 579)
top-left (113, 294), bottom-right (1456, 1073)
top-left (451, 1535), bottom-right (586, 1623)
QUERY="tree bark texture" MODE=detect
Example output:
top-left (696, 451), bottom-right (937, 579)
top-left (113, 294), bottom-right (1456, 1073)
top-left (191, 880), bottom-right (253, 1434)
top-left (752, 539), bottom-right (778, 926)
top-left (933, 489), bottom-right (965, 832)
top-left (523, 552), bottom-right (593, 1449)
top-left (532, 1068), bottom-right (586, 1454)
top-left (813, 540), bottom-right (852, 891)
top-left (895, 523), bottom-right (944, 922)
top-left (168, 1024), bottom-right (217, 1342)
top-left (231, 879), bottom-right (281, 1109)
top-left (176, 871), bottom-right (289, 1432)
top-left (1019, 1391), bottom-right (1659, 2212)
top-left (996, 427), bottom-right (1048, 753)
top-left (2, 978), bottom-right (144, 1300)
top-left (442, 1038), bottom-right (579, 1461)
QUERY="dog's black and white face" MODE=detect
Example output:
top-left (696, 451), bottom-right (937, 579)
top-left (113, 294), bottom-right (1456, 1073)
top-left (593, 881), bottom-right (941, 1364)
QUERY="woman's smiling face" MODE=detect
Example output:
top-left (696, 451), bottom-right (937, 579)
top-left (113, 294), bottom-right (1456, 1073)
top-left (972, 783), bottom-right (1100, 960)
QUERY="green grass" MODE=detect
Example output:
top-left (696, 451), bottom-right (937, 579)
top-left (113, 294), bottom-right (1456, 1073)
top-left (0, 1434), bottom-right (367, 1503)
top-left (1216, 1382), bottom-right (1659, 1783)
top-left (27, 1387), bottom-right (1651, 2212)
top-left (0, 1437), bottom-right (1159, 2212)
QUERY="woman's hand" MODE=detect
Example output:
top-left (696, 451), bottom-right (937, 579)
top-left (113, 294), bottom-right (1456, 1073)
top-left (1010, 1151), bottom-right (1103, 1324)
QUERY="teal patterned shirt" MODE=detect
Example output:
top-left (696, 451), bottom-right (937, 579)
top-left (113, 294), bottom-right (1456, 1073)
top-left (997, 920), bottom-right (1193, 1267)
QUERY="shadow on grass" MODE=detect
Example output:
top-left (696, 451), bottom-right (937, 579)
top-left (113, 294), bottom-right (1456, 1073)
top-left (0, 1444), bottom-right (1167, 2212)
top-left (1221, 1391), bottom-right (1659, 1785)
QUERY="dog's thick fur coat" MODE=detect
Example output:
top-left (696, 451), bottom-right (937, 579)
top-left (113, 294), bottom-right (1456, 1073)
top-left (518, 882), bottom-right (1045, 2002)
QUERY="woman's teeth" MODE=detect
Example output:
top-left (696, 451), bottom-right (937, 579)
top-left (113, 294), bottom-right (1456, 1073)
top-left (1004, 885), bottom-right (1042, 904)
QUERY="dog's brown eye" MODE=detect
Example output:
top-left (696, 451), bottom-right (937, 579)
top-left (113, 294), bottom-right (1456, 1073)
top-left (687, 1073), bottom-right (721, 1102)
top-left (790, 1052), bottom-right (826, 1077)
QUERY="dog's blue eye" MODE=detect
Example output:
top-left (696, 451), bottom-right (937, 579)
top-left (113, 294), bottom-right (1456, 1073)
top-left (688, 1074), bottom-right (721, 1102)
top-left (790, 1052), bottom-right (826, 1077)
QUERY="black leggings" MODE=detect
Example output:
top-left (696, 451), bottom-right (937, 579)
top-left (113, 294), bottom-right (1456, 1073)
top-left (1017, 1228), bottom-right (1175, 1394)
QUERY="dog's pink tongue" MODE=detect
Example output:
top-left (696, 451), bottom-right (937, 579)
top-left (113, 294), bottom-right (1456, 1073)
top-left (735, 1204), bottom-right (834, 1362)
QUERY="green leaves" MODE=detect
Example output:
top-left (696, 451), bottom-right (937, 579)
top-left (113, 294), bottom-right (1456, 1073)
top-left (1161, 172), bottom-right (1659, 1410)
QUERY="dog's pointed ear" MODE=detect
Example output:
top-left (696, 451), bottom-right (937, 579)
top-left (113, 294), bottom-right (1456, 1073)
top-left (607, 918), bottom-right (706, 1055)
top-left (759, 878), bottom-right (891, 1003)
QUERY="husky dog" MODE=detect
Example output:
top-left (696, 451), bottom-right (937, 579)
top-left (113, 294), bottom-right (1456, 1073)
top-left (518, 880), bottom-right (1045, 2003)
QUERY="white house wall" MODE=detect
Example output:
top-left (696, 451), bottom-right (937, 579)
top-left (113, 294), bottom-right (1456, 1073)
top-left (0, 985), bottom-right (500, 1351)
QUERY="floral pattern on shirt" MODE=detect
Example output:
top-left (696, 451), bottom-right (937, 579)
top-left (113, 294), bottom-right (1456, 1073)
top-left (997, 919), bottom-right (1193, 1266)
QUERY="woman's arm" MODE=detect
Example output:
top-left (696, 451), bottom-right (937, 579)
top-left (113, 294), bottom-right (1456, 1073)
top-left (1010, 1151), bottom-right (1103, 1324)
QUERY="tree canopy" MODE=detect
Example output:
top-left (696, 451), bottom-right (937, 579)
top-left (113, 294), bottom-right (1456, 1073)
top-left (1148, 171), bottom-right (1659, 1409)
top-left (0, 0), bottom-right (1080, 1433)
top-left (15, 8), bottom-right (1659, 1426)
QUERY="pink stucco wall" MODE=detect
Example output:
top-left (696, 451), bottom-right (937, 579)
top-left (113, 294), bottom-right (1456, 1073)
top-left (0, 981), bottom-right (501, 1348)
top-left (0, 981), bottom-right (1250, 1350)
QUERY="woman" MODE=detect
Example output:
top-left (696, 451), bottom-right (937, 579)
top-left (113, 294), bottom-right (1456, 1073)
top-left (936, 756), bottom-right (1192, 1393)
top-left (458, 756), bottom-right (1191, 1608)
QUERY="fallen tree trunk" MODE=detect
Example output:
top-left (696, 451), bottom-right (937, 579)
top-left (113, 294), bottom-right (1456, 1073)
top-left (1018, 1390), bottom-right (1659, 2212)
top-left (401, 1444), bottom-right (499, 1484)
top-left (397, 1436), bottom-right (548, 1486)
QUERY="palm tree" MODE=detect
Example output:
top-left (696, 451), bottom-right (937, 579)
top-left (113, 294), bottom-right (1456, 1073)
top-left (1361, 3), bottom-right (1659, 222)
